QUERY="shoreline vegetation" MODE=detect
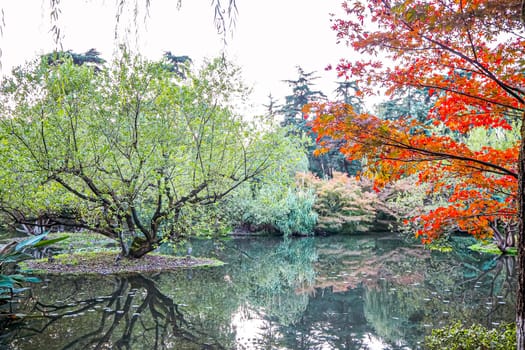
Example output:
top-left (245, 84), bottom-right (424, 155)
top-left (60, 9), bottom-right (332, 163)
top-left (3, 229), bottom-right (516, 276)
top-left (23, 251), bottom-right (222, 275)
top-left (5, 232), bottom-right (223, 275)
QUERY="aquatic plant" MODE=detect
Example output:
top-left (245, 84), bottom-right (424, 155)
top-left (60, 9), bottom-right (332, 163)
top-left (425, 321), bottom-right (516, 350)
top-left (0, 233), bottom-right (67, 307)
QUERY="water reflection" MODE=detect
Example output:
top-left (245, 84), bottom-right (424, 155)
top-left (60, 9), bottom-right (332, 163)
top-left (9, 274), bottom-right (226, 349)
top-left (5, 235), bottom-right (517, 350)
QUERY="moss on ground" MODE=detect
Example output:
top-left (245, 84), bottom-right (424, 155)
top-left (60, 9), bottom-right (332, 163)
top-left (24, 231), bottom-right (223, 275)
top-left (468, 242), bottom-right (517, 256)
top-left (23, 251), bottom-right (223, 275)
top-left (47, 231), bottom-right (117, 253)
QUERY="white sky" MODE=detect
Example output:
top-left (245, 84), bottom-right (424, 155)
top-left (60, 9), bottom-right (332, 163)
top-left (0, 0), bottom-right (354, 114)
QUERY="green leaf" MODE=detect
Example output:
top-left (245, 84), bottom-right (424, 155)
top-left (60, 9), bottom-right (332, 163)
top-left (0, 280), bottom-right (14, 289)
top-left (20, 276), bottom-right (41, 283)
top-left (15, 232), bottom-right (49, 251)
top-left (7, 274), bottom-right (26, 281)
top-left (406, 8), bottom-right (416, 22)
top-left (0, 256), bottom-right (20, 264)
top-left (33, 235), bottom-right (69, 248)
top-left (0, 250), bottom-right (32, 264)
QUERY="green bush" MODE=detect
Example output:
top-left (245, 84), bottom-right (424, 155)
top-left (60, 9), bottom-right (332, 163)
top-left (296, 171), bottom-right (379, 233)
top-left (424, 321), bottom-right (516, 350)
top-left (224, 182), bottom-right (317, 236)
top-left (274, 188), bottom-right (317, 236)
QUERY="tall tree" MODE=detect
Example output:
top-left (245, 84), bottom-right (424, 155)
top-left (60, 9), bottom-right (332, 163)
top-left (280, 67), bottom-right (331, 177)
top-left (374, 87), bottom-right (436, 124)
top-left (331, 80), bottom-right (366, 175)
top-left (334, 80), bottom-right (364, 114)
top-left (0, 53), bottom-right (289, 259)
top-left (263, 93), bottom-right (281, 119)
top-left (306, 0), bottom-right (525, 346)
top-left (43, 48), bottom-right (105, 67)
top-left (280, 66), bottom-right (327, 136)
top-left (163, 52), bottom-right (192, 78)
top-left (280, 67), bottom-right (360, 177)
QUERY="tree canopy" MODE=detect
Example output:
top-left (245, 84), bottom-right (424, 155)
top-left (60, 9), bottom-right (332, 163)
top-left (307, 0), bottom-right (523, 247)
top-left (0, 52), bottom-right (292, 258)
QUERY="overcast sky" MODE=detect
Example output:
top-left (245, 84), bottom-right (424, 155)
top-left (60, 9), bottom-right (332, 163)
top-left (0, 1), bottom-right (352, 113)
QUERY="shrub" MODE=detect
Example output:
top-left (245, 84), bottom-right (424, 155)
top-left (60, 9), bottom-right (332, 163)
top-left (378, 175), bottom-right (452, 240)
top-left (296, 171), bottom-right (379, 234)
top-left (274, 188), bottom-right (317, 236)
top-left (223, 181), bottom-right (317, 237)
top-left (424, 321), bottom-right (516, 350)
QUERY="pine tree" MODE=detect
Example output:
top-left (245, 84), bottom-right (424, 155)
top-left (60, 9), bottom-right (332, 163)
top-left (263, 93), bottom-right (281, 120)
top-left (280, 66), bottom-right (326, 137)
top-left (163, 52), bottom-right (192, 78)
top-left (44, 49), bottom-right (105, 68)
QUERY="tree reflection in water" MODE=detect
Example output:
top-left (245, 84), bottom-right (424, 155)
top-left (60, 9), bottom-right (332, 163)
top-left (3, 235), bottom-right (518, 350)
top-left (278, 236), bottom-right (517, 350)
top-left (9, 274), bottom-right (226, 349)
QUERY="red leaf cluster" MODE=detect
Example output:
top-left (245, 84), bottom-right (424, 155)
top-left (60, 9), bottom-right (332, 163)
top-left (311, 0), bottom-right (524, 242)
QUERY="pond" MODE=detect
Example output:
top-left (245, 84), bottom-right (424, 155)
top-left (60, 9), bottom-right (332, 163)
top-left (3, 234), bottom-right (516, 349)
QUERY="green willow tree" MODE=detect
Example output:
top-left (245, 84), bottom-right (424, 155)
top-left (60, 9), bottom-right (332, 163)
top-left (0, 52), bottom-right (288, 259)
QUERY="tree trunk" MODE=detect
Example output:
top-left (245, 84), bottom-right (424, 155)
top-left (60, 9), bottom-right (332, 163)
top-left (126, 236), bottom-right (157, 259)
top-left (517, 118), bottom-right (525, 350)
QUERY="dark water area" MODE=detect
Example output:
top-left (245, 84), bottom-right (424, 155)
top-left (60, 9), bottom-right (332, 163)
top-left (3, 234), bottom-right (516, 349)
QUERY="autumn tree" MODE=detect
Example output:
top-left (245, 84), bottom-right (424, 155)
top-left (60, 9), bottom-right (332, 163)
top-left (306, 0), bottom-right (525, 346)
top-left (0, 52), bottom-right (290, 259)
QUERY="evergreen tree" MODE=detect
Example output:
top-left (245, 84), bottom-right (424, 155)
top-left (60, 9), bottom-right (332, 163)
top-left (163, 52), bottom-right (192, 78)
top-left (334, 80), bottom-right (364, 114)
top-left (44, 49), bottom-right (105, 68)
top-left (263, 93), bottom-right (281, 119)
top-left (278, 68), bottom-right (364, 177)
top-left (280, 66), bottom-right (326, 137)
top-left (326, 80), bottom-right (366, 175)
top-left (375, 87), bottom-right (435, 123)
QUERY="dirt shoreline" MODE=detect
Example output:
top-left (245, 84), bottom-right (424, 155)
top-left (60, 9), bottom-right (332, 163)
top-left (23, 251), bottom-right (223, 275)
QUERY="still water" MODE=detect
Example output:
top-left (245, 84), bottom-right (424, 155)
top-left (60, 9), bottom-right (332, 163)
top-left (4, 234), bottom-right (516, 349)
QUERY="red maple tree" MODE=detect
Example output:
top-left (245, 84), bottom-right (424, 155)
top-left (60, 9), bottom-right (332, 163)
top-left (306, 0), bottom-right (525, 346)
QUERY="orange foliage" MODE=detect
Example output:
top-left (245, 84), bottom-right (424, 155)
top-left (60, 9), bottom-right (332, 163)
top-left (308, 0), bottom-right (524, 243)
